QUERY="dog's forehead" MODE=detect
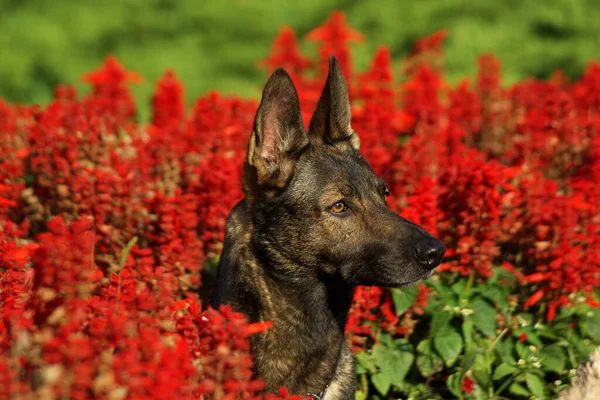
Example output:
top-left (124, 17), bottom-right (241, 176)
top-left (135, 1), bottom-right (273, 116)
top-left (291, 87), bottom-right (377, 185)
top-left (292, 146), bottom-right (382, 195)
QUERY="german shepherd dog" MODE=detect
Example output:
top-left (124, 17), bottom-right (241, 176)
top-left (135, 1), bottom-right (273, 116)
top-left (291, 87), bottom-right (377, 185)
top-left (210, 56), bottom-right (446, 399)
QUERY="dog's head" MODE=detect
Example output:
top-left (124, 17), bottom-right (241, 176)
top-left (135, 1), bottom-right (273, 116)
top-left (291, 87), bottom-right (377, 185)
top-left (243, 56), bottom-right (445, 287)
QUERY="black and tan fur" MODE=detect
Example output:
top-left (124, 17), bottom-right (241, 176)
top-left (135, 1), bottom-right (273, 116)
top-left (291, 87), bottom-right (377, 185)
top-left (210, 56), bottom-right (446, 399)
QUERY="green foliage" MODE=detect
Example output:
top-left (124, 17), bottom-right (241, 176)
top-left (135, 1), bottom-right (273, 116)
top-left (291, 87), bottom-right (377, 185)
top-left (2, 0), bottom-right (600, 120)
top-left (391, 285), bottom-right (420, 316)
top-left (354, 268), bottom-right (599, 399)
top-left (581, 308), bottom-right (600, 342)
top-left (434, 328), bottom-right (463, 364)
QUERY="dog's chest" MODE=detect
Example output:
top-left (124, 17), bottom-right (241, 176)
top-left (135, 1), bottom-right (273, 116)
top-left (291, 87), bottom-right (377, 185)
top-left (321, 343), bottom-right (355, 400)
top-left (250, 319), bottom-right (355, 398)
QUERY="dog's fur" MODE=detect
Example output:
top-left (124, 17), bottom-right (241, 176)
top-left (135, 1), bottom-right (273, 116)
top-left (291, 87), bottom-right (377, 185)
top-left (210, 56), bottom-right (446, 399)
top-left (559, 346), bottom-right (600, 400)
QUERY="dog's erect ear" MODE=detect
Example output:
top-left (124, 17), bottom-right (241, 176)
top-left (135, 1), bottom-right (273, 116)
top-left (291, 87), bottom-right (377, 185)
top-left (247, 68), bottom-right (309, 188)
top-left (308, 56), bottom-right (360, 152)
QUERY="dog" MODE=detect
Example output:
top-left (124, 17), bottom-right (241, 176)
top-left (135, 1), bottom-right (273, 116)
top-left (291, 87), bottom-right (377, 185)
top-left (210, 56), bottom-right (446, 399)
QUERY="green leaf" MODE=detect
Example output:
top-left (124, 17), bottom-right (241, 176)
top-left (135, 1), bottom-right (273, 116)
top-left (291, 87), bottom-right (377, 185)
top-left (473, 352), bottom-right (488, 371)
top-left (552, 316), bottom-right (572, 335)
top-left (495, 337), bottom-right (517, 364)
top-left (378, 332), bottom-right (393, 348)
top-left (525, 373), bottom-right (546, 398)
top-left (472, 368), bottom-right (491, 391)
top-left (394, 338), bottom-right (414, 352)
top-left (460, 347), bottom-right (477, 376)
top-left (566, 332), bottom-right (597, 361)
top-left (372, 371), bottom-right (392, 396)
top-left (526, 332), bottom-right (543, 347)
top-left (481, 285), bottom-right (509, 310)
top-left (391, 286), bottom-right (420, 316)
top-left (538, 328), bottom-right (559, 341)
top-left (355, 391), bottom-right (366, 400)
top-left (372, 343), bottom-right (414, 384)
top-left (471, 296), bottom-right (497, 336)
top-left (446, 372), bottom-right (463, 397)
top-left (416, 339), bottom-right (443, 377)
top-left (515, 371), bottom-right (527, 382)
top-left (540, 344), bottom-right (566, 373)
top-left (488, 267), bottom-right (516, 285)
top-left (509, 382), bottom-right (530, 396)
top-left (392, 351), bottom-right (415, 384)
top-left (462, 318), bottom-right (474, 347)
top-left (472, 353), bottom-right (492, 390)
top-left (433, 328), bottom-right (463, 363)
top-left (493, 363), bottom-right (517, 380)
top-left (451, 279), bottom-right (466, 296)
top-left (356, 351), bottom-right (376, 374)
top-left (515, 341), bottom-right (528, 359)
top-left (371, 343), bottom-right (387, 365)
top-left (432, 278), bottom-right (458, 305)
top-left (424, 278), bottom-right (444, 293)
top-left (430, 308), bottom-right (453, 336)
top-left (581, 309), bottom-right (600, 342)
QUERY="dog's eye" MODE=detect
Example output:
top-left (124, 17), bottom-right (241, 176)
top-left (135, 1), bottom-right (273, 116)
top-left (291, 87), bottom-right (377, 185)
top-left (384, 187), bottom-right (390, 197)
top-left (329, 201), bottom-right (348, 214)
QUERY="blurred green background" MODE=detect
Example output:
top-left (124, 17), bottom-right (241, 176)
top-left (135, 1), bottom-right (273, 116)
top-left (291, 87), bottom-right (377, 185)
top-left (1, 0), bottom-right (599, 120)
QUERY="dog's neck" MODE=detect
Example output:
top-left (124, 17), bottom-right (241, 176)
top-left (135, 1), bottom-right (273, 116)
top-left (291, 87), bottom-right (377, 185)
top-left (254, 253), bottom-right (355, 331)
top-left (210, 199), bottom-right (356, 396)
top-left (248, 259), bottom-right (355, 397)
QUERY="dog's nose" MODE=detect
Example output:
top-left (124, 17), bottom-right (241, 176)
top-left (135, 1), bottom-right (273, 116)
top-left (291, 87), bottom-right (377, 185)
top-left (414, 238), bottom-right (446, 269)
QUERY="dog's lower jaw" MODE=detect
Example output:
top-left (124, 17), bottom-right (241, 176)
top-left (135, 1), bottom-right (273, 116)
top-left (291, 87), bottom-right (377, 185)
top-left (395, 269), bottom-right (436, 288)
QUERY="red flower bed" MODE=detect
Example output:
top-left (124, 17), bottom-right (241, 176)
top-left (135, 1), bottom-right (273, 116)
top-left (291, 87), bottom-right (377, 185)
top-left (1, 11), bottom-right (599, 399)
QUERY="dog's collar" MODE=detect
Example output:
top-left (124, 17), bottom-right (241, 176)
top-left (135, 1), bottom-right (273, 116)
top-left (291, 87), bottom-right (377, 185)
top-left (308, 384), bottom-right (328, 400)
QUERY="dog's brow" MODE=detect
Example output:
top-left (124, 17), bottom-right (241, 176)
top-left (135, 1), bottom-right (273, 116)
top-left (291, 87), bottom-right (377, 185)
top-left (339, 184), bottom-right (355, 197)
top-left (320, 181), bottom-right (354, 203)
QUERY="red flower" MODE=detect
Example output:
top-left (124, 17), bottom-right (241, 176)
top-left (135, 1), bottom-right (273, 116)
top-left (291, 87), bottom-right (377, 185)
top-left (259, 27), bottom-right (312, 76)
top-left (462, 375), bottom-right (475, 393)
top-left (415, 29), bottom-right (449, 54)
top-left (152, 69), bottom-right (185, 130)
top-left (243, 321), bottom-right (275, 337)
top-left (82, 55), bottom-right (142, 86)
top-left (518, 333), bottom-right (528, 342)
top-left (306, 11), bottom-right (364, 78)
top-left (524, 289), bottom-right (547, 309)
